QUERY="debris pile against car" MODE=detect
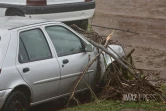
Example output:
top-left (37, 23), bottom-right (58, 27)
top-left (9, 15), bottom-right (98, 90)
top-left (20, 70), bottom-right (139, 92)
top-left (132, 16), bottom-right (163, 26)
top-left (67, 24), bottom-right (166, 105)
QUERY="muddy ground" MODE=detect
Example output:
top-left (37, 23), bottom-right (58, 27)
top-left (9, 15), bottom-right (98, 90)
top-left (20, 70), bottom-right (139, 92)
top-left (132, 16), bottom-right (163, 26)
top-left (93, 0), bottom-right (166, 71)
top-left (31, 0), bottom-right (166, 110)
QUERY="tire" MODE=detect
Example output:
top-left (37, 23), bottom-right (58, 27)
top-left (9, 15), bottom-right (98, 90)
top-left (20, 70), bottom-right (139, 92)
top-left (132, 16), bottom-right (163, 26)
top-left (6, 9), bottom-right (25, 16)
top-left (2, 91), bottom-right (29, 111)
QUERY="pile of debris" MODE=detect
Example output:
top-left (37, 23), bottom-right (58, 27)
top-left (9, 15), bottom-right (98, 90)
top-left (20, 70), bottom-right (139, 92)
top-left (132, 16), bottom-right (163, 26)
top-left (67, 24), bottom-right (166, 105)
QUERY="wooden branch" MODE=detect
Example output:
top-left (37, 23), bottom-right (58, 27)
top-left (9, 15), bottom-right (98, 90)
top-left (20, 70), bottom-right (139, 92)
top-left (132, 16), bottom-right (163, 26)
top-left (67, 32), bottom-right (114, 106)
top-left (126, 49), bottom-right (135, 58)
top-left (69, 23), bottom-right (166, 103)
top-left (87, 38), bottom-right (139, 79)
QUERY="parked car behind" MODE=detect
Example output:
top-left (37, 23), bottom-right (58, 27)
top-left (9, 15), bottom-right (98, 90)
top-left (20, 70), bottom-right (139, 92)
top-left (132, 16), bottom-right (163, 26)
top-left (0, 17), bottom-right (124, 111)
top-left (0, 0), bottom-right (95, 29)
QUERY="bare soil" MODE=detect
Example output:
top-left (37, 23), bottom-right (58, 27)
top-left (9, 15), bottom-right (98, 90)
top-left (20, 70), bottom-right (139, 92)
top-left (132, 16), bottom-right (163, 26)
top-left (32, 0), bottom-right (166, 110)
top-left (93, 0), bottom-right (166, 71)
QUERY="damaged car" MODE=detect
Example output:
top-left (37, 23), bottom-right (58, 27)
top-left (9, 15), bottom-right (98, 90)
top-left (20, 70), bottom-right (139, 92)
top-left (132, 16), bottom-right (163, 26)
top-left (0, 17), bottom-right (124, 111)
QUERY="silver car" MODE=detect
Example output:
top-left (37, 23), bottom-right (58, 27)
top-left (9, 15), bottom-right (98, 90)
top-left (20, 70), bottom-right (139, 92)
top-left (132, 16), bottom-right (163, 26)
top-left (0, 17), bottom-right (124, 111)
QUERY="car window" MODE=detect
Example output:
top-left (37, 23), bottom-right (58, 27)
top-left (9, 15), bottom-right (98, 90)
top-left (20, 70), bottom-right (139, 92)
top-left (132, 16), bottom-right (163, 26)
top-left (19, 39), bottom-right (29, 63)
top-left (19, 28), bottom-right (52, 63)
top-left (45, 26), bottom-right (84, 57)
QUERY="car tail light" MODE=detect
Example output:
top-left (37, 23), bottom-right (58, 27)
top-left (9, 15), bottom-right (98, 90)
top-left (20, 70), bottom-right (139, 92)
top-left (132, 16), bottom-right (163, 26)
top-left (27, 0), bottom-right (47, 6)
top-left (85, 0), bottom-right (92, 2)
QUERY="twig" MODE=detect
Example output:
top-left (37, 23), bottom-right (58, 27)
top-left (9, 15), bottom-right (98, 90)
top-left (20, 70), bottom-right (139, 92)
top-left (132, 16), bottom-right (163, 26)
top-left (87, 38), bottom-right (139, 79)
top-left (126, 49), bottom-right (135, 58)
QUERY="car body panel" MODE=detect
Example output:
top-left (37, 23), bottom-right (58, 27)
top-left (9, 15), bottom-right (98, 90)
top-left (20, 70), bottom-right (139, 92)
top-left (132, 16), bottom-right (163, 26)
top-left (0, 29), bottom-right (11, 68)
top-left (104, 45), bottom-right (125, 66)
top-left (0, 0), bottom-right (95, 22)
top-left (15, 26), bottom-right (61, 102)
top-left (16, 59), bottom-right (61, 102)
top-left (0, 0), bottom-right (25, 5)
top-left (26, 9), bottom-right (95, 22)
top-left (0, 30), bottom-right (33, 108)
top-left (42, 23), bottom-right (97, 95)
top-left (56, 53), bottom-right (91, 95)
top-left (0, 17), bottom-right (125, 110)
top-left (47, 0), bottom-right (84, 5)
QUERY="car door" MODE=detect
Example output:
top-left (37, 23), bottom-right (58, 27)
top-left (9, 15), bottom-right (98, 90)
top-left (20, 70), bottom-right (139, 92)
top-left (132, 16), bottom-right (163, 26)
top-left (47, 0), bottom-right (84, 5)
top-left (44, 24), bottom-right (96, 95)
top-left (16, 27), bottom-right (61, 102)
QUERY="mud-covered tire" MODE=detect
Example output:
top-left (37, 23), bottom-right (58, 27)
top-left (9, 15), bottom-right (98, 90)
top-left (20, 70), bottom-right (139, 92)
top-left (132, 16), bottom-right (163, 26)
top-left (2, 91), bottom-right (29, 111)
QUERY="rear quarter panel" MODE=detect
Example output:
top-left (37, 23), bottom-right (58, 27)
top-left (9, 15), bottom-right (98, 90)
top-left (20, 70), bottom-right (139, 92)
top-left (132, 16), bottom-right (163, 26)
top-left (0, 29), bottom-right (11, 68)
top-left (0, 30), bottom-right (31, 95)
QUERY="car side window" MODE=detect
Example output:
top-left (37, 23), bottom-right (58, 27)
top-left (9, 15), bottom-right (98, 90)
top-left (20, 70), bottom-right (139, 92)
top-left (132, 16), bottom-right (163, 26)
top-left (19, 28), bottom-right (52, 63)
top-left (45, 26), bottom-right (85, 57)
top-left (19, 39), bottom-right (29, 63)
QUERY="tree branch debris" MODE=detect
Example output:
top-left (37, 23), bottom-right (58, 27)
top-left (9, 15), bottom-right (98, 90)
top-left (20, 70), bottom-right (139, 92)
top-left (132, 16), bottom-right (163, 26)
top-left (67, 24), bottom-right (166, 106)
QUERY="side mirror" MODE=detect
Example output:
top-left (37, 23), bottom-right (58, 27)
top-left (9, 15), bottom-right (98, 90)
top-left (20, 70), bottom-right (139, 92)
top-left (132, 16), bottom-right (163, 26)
top-left (85, 44), bottom-right (93, 52)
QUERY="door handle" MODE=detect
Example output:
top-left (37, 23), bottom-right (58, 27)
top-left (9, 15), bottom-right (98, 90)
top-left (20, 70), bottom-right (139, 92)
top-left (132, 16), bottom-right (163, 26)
top-left (63, 59), bottom-right (69, 64)
top-left (23, 68), bottom-right (30, 73)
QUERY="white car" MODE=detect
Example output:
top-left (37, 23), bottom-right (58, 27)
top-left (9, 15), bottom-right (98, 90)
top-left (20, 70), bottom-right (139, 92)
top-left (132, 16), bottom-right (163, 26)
top-left (0, 0), bottom-right (95, 28)
top-left (0, 17), bottom-right (124, 111)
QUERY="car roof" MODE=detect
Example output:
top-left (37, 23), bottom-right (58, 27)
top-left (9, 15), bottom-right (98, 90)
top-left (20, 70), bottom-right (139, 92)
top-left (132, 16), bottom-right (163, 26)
top-left (0, 16), bottom-right (60, 30)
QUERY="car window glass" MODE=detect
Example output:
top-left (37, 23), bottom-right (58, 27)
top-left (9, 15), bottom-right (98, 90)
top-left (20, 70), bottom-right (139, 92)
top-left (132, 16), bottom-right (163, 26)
top-left (19, 39), bottom-right (29, 63)
top-left (19, 28), bottom-right (52, 63)
top-left (45, 26), bottom-right (84, 57)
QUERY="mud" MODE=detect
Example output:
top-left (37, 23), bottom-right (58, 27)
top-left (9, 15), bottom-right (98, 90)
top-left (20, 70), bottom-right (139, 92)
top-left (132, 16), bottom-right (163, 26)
top-left (93, 0), bottom-right (166, 71)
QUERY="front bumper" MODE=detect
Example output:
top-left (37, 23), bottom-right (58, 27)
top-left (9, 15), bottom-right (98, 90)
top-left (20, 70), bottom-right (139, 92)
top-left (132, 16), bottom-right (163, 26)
top-left (24, 1), bottom-right (95, 15)
top-left (0, 0), bottom-right (95, 15)
top-left (0, 89), bottom-right (12, 110)
top-left (25, 9), bottom-right (95, 22)
top-left (0, 1), bottom-right (95, 21)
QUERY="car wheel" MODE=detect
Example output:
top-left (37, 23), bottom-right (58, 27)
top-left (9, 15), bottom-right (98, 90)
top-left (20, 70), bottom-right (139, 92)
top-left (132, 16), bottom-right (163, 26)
top-left (2, 91), bottom-right (29, 111)
top-left (6, 9), bottom-right (25, 16)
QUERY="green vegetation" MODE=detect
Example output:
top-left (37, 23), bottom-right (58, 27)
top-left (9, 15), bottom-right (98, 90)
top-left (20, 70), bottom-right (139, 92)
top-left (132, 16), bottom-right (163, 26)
top-left (62, 85), bottom-right (166, 111)
top-left (63, 100), bottom-right (166, 111)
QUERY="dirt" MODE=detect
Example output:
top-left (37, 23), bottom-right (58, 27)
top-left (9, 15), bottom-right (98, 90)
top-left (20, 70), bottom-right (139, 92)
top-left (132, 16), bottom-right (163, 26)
top-left (32, 0), bottom-right (166, 110)
top-left (92, 0), bottom-right (166, 72)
